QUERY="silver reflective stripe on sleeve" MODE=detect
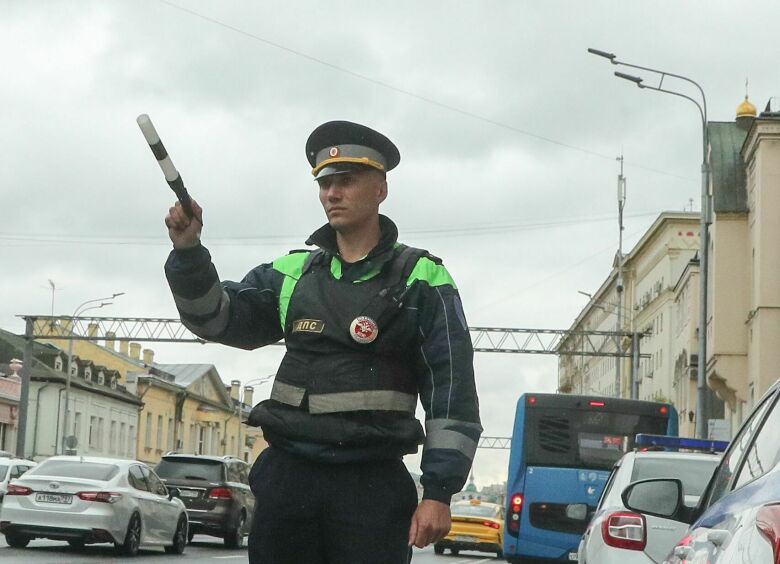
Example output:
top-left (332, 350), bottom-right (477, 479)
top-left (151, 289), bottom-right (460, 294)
top-left (309, 390), bottom-right (417, 414)
top-left (180, 292), bottom-right (231, 337)
top-left (270, 381), bottom-right (306, 407)
top-left (173, 283), bottom-right (225, 316)
top-left (424, 419), bottom-right (480, 459)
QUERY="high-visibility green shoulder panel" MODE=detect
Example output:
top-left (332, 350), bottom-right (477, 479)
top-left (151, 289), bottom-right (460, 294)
top-left (406, 256), bottom-right (457, 289)
top-left (273, 252), bottom-right (309, 279)
top-left (273, 252), bottom-right (310, 329)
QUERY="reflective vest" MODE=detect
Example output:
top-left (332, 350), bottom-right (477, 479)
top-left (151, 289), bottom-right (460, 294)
top-left (249, 245), bottom-right (430, 452)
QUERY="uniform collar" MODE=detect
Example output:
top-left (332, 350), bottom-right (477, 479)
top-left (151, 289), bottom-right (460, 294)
top-left (306, 215), bottom-right (399, 261)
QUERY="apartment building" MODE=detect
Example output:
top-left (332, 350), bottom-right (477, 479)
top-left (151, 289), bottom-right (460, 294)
top-left (559, 95), bottom-right (780, 438)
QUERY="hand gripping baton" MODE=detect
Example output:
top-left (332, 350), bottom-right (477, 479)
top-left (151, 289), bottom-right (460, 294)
top-left (136, 114), bottom-right (200, 223)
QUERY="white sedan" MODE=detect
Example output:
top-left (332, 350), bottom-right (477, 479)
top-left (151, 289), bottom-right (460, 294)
top-left (578, 449), bottom-right (720, 564)
top-left (0, 455), bottom-right (188, 556)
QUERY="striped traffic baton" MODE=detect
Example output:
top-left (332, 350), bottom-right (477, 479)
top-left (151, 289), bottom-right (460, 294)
top-left (136, 114), bottom-right (199, 223)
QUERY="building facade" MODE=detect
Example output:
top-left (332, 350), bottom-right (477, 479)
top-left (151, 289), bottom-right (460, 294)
top-left (0, 361), bottom-right (21, 454)
top-left (0, 328), bottom-right (142, 460)
top-left (707, 100), bottom-right (780, 435)
top-left (558, 213), bottom-right (702, 418)
top-left (41, 323), bottom-right (267, 464)
top-left (559, 96), bottom-right (780, 438)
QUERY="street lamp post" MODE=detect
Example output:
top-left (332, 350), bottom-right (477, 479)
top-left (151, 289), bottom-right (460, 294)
top-left (588, 48), bottom-right (711, 437)
top-left (61, 293), bottom-right (124, 454)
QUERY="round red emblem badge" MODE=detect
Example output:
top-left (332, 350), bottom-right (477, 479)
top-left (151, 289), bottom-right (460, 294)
top-left (350, 316), bottom-right (378, 344)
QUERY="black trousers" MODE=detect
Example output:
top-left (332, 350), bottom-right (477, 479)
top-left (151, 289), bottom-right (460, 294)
top-left (248, 446), bottom-right (418, 564)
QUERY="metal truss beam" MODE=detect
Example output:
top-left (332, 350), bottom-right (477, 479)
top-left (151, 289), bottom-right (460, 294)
top-left (26, 315), bottom-right (205, 343)
top-left (477, 436), bottom-right (512, 449)
top-left (23, 317), bottom-right (645, 357)
top-left (469, 326), bottom-right (645, 358)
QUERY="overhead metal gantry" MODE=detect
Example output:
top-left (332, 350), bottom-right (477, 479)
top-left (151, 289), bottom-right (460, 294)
top-left (15, 315), bottom-right (647, 456)
top-left (24, 316), bottom-right (643, 358)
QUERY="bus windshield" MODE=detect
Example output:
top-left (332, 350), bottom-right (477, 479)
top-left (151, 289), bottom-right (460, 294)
top-left (523, 400), bottom-right (670, 470)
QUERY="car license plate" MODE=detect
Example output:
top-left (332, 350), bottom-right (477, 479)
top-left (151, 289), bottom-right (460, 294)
top-left (568, 552), bottom-right (578, 561)
top-left (179, 490), bottom-right (199, 498)
top-left (455, 535), bottom-right (477, 543)
top-left (35, 493), bottom-right (73, 504)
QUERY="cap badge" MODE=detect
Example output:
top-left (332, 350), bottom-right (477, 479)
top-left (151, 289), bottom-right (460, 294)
top-left (350, 316), bottom-right (378, 344)
top-left (329, 146), bottom-right (340, 157)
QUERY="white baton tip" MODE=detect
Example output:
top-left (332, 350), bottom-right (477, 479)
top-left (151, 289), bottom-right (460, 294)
top-left (136, 113), bottom-right (160, 144)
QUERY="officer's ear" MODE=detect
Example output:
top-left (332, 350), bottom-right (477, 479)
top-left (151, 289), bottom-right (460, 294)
top-left (372, 169), bottom-right (388, 204)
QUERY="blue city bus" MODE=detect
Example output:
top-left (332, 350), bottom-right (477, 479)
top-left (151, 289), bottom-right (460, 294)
top-left (503, 393), bottom-right (678, 562)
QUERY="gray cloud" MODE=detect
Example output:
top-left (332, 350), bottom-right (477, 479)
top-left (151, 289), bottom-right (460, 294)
top-left (2, 0), bottom-right (777, 487)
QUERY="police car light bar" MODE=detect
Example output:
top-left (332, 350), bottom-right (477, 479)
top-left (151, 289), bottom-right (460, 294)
top-left (635, 434), bottom-right (729, 453)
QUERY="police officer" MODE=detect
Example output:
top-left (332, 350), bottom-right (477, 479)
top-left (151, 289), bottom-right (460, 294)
top-left (164, 121), bottom-right (481, 564)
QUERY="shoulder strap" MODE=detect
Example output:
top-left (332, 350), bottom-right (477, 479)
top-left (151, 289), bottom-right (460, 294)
top-left (301, 249), bottom-right (328, 276)
top-left (380, 245), bottom-right (427, 300)
top-left (358, 246), bottom-right (427, 334)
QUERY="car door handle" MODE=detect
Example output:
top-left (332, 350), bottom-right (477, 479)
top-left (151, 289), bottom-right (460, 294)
top-left (707, 529), bottom-right (731, 547)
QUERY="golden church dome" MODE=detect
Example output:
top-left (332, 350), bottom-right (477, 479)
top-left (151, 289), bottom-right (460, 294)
top-left (737, 96), bottom-right (757, 119)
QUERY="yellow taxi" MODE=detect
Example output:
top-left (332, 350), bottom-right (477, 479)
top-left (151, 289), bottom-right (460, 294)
top-left (434, 498), bottom-right (505, 558)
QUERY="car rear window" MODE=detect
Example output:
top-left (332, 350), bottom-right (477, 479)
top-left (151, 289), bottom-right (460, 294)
top-left (451, 504), bottom-right (498, 518)
top-left (630, 457), bottom-right (719, 497)
top-left (155, 458), bottom-right (224, 482)
top-left (29, 460), bottom-right (119, 481)
top-left (0, 464), bottom-right (8, 480)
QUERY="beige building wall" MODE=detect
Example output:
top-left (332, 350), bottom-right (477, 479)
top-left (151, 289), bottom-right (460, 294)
top-left (671, 262), bottom-right (699, 438)
top-left (558, 214), bottom-right (700, 406)
top-left (708, 117), bottom-right (780, 435)
top-left (745, 122), bottom-right (780, 406)
top-left (135, 381), bottom-right (179, 465)
top-left (707, 216), bottom-right (749, 433)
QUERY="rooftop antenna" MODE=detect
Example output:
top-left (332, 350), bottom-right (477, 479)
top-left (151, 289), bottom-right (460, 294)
top-left (615, 154), bottom-right (626, 398)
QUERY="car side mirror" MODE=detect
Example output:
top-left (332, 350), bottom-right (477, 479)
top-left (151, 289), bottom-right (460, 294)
top-left (565, 503), bottom-right (589, 521)
top-left (622, 478), bottom-right (684, 519)
top-left (168, 487), bottom-right (180, 500)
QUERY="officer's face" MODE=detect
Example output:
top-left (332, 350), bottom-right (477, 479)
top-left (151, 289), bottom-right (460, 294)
top-left (317, 169), bottom-right (387, 232)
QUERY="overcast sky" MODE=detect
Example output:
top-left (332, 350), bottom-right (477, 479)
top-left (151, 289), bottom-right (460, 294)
top-left (1, 0), bottom-right (776, 486)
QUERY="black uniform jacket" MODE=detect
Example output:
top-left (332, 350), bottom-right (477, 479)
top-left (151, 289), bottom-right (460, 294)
top-left (165, 216), bottom-right (482, 502)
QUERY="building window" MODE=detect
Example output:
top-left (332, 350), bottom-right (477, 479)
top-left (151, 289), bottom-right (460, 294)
top-left (156, 415), bottom-right (163, 450)
top-left (70, 363), bottom-right (78, 377)
top-left (167, 417), bottom-right (174, 451)
top-left (110, 421), bottom-right (117, 454)
top-left (0, 423), bottom-right (8, 451)
top-left (97, 417), bottom-right (104, 450)
top-left (89, 416), bottom-right (97, 448)
top-left (74, 412), bottom-right (82, 438)
top-left (198, 426), bottom-right (205, 455)
top-left (97, 371), bottom-right (105, 385)
top-left (84, 367), bottom-right (92, 380)
top-left (120, 422), bottom-right (126, 455)
top-left (128, 425), bottom-right (136, 457)
top-left (145, 412), bottom-right (152, 448)
top-left (54, 357), bottom-right (63, 371)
